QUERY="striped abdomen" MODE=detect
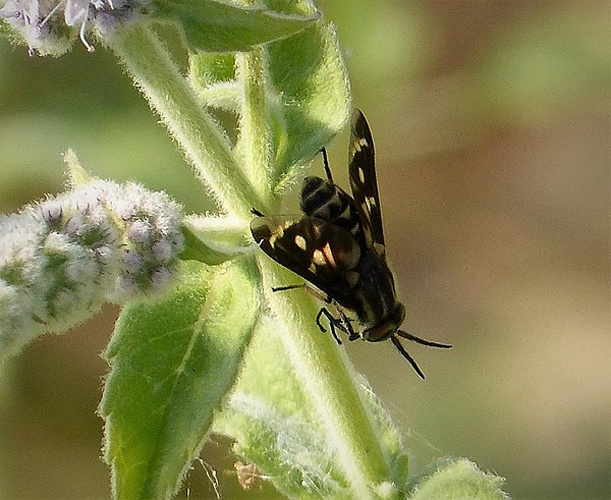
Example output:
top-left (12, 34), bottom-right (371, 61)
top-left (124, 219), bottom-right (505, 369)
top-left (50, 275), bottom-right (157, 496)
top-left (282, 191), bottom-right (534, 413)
top-left (300, 176), bottom-right (364, 246)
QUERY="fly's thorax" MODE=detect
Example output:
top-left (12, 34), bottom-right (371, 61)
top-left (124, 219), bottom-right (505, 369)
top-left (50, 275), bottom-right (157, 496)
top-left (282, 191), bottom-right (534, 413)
top-left (301, 176), bottom-right (363, 244)
top-left (350, 250), bottom-right (401, 329)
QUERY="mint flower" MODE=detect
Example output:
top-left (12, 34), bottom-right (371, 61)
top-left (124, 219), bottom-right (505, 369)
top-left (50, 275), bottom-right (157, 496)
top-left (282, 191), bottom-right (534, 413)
top-left (0, 179), bottom-right (183, 362)
top-left (1, 3), bottom-right (510, 496)
top-left (0, 0), bottom-right (144, 54)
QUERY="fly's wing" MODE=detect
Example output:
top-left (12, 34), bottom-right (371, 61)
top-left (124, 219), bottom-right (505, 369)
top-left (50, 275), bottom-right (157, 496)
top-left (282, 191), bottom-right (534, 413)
top-left (347, 109), bottom-right (386, 258)
top-left (250, 215), bottom-right (362, 309)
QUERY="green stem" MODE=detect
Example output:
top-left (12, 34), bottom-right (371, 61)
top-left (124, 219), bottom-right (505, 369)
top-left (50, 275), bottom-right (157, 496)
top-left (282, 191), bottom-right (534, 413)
top-left (261, 259), bottom-right (397, 497)
top-left (104, 25), bottom-right (264, 216)
top-left (106, 17), bottom-right (395, 498)
top-left (235, 49), bottom-right (275, 206)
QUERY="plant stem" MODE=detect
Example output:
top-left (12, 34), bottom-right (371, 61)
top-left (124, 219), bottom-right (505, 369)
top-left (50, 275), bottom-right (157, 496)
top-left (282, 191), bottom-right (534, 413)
top-left (104, 25), bottom-right (264, 216)
top-left (261, 259), bottom-right (398, 498)
top-left (236, 48), bottom-right (275, 206)
top-left (106, 18), bottom-right (396, 498)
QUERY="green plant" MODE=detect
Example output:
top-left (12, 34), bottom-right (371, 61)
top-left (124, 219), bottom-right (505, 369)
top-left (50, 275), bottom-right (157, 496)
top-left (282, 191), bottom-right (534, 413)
top-left (0, 0), bottom-right (508, 497)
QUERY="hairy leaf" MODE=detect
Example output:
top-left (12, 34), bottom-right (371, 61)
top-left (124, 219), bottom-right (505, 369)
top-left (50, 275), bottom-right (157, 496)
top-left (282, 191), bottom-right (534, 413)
top-left (100, 259), bottom-right (258, 498)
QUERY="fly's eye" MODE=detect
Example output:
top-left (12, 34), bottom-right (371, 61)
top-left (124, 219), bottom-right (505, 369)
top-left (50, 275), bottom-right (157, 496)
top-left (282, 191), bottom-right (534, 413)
top-left (363, 321), bottom-right (397, 342)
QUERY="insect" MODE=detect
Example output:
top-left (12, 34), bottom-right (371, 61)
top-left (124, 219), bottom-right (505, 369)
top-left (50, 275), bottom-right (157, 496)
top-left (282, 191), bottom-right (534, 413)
top-left (234, 461), bottom-right (265, 490)
top-left (251, 109), bottom-right (451, 378)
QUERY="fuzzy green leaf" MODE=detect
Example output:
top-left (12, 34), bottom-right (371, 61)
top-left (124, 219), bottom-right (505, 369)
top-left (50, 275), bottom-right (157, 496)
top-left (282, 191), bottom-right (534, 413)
top-left (214, 305), bottom-right (409, 497)
top-left (265, 20), bottom-right (351, 190)
top-left (409, 458), bottom-right (509, 500)
top-left (180, 216), bottom-right (251, 265)
top-left (100, 259), bottom-right (259, 499)
top-left (154, 0), bottom-right (319, 52)
top-left (188, 19), bottom-right (351, 198)
top-left (189, 53), bottom-right (239, 111)
top-left (190, 52), bottom-right (236, 86)
top-left (214, 317), bottom-right (349, 496)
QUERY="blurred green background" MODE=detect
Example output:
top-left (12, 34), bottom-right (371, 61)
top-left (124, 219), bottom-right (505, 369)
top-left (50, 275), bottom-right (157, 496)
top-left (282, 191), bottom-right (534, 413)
top-left (0, 1), bottom-right (609, 498)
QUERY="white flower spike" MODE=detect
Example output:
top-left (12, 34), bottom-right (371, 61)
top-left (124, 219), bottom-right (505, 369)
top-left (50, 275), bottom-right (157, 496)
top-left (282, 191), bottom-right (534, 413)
top-left (0, 179), bottom-right (184, 362)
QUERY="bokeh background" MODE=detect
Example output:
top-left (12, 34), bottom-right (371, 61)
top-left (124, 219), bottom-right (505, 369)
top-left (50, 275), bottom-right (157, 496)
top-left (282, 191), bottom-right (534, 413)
top-left (0, 0), bottom-right (609, 498)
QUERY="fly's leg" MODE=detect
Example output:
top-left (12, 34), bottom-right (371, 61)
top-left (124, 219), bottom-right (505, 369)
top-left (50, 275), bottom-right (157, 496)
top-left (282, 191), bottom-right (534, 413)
top-left (272, 284), bottom-right (357, 344)
top-left (316, 307), bottom-right (343, 345)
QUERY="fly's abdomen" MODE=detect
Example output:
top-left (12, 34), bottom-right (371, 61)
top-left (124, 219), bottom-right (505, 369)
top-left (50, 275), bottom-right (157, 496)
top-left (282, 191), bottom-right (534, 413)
top-left (301, 176), bottom-right (364, 245)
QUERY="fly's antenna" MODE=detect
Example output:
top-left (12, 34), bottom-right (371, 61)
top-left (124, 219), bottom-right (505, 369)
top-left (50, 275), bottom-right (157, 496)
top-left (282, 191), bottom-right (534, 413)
top-left (390, 336), bottom-right (426, 379)
top-left (396, 330), bottom-right (452, 349)
top-left (392, 331), bottom-right (452, 379)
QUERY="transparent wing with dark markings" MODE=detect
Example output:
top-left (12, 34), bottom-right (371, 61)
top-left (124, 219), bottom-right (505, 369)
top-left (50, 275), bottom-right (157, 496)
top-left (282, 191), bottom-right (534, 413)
top-left (348, 109), bottom-right (386, 256)
top-left (250, 215), bottom-right (362, 309)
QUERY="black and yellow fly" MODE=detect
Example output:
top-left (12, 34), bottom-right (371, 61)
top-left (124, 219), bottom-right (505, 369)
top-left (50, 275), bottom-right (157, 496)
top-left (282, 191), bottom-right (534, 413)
top-left (251, 110), bottom-right (451, 378)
